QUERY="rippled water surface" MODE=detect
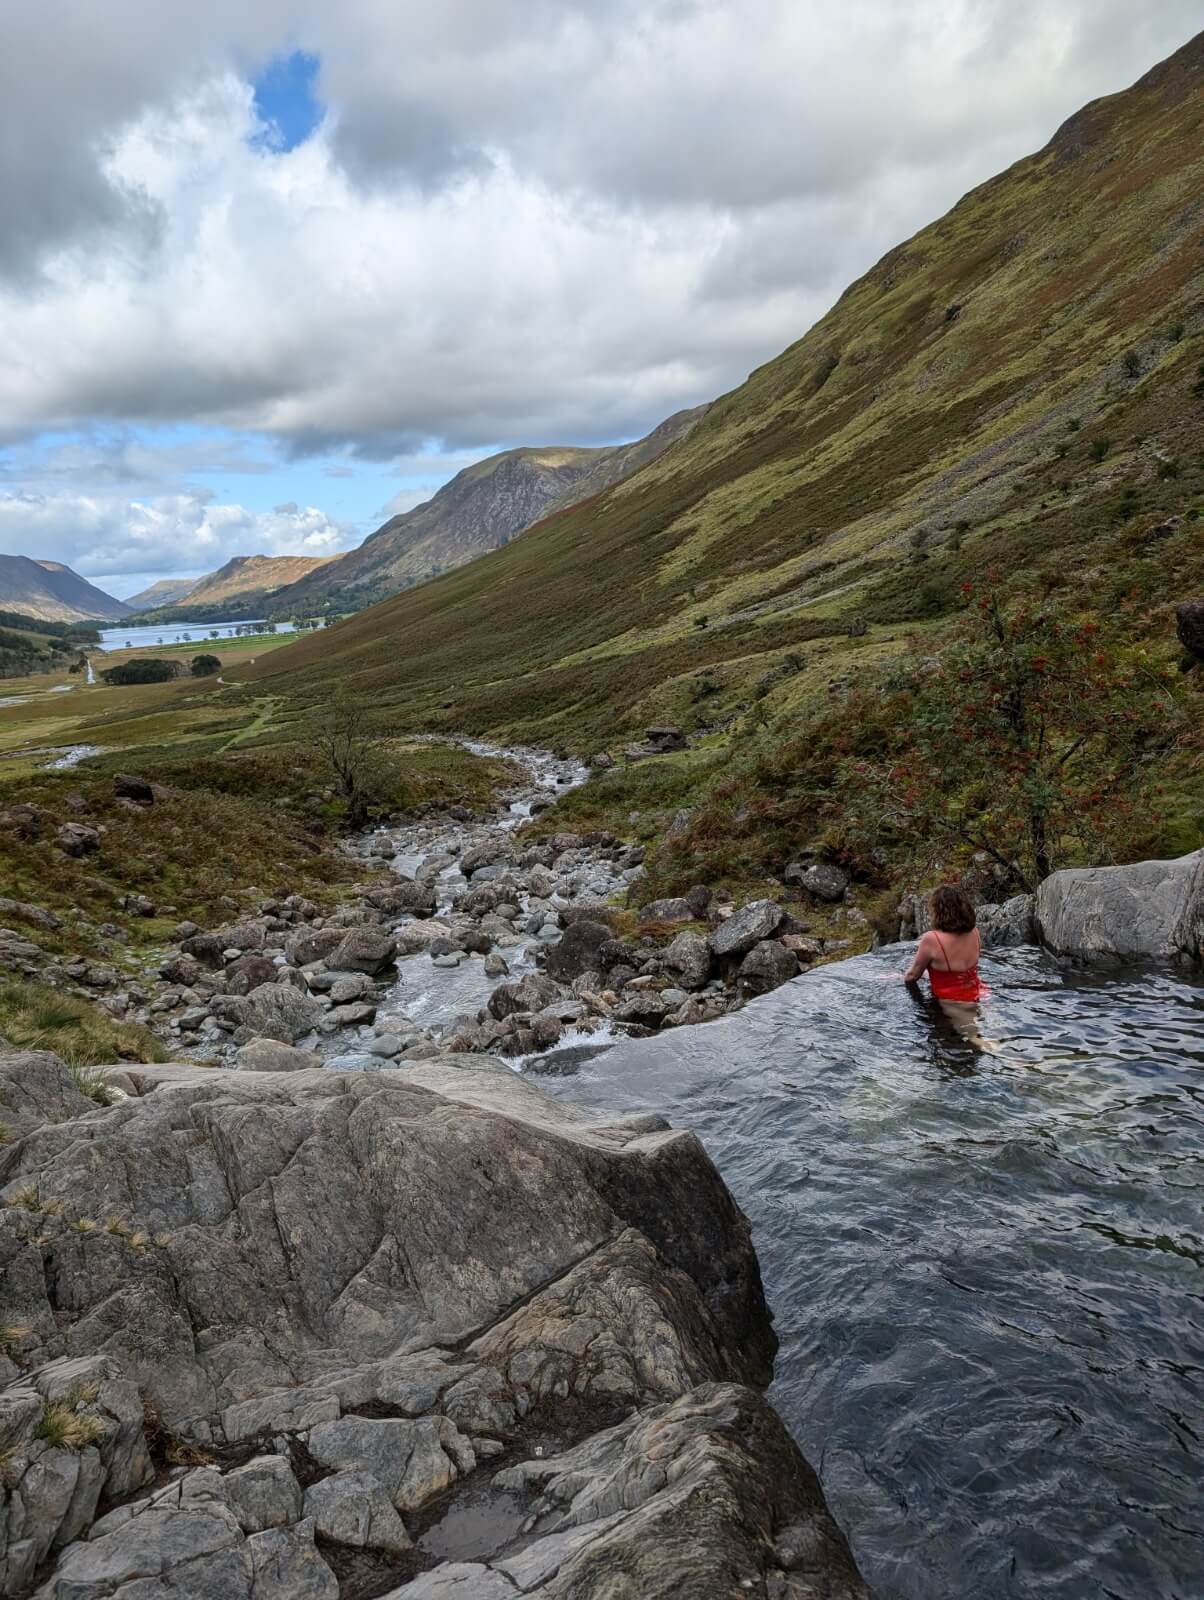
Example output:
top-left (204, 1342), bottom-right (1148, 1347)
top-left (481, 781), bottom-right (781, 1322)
top-left (546, 946), bottom-right (1204, 1600)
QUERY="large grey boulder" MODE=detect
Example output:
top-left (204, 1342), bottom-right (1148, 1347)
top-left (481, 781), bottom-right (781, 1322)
top-left (329, 926), bottom-right (396, 976)
top-left (709, 900), bottom-right (785, 960)
top-left (0, 1051), bottom-right (864, 1599)
top-left (1036, 850), bottom-right (1203, 966)
top-left (796, 863), bottom-right (850, 902)
top-left (2, 1056), bottom-right (774, 1430)
top-left (662, 931), bottom-right (712, 991)
top-left (487, 971), bottom-right (561, 1021)
top-left (737, 940), bottom-right (798, 996)
top-left (977, 895), bottom-right (1037, 949)
top-left (234, 1039), bottom-right (324, 1073)
top-left (544, 919), bottom-right (612, 983)
top-left (213, 981), bottom-right (324, 1043)
top-left (0, 1051), bottom-right (94, 1139)
top-left (284, 926), bottom-right (344, 967)
top-left (303, 1471), bottom-right (411, 1554)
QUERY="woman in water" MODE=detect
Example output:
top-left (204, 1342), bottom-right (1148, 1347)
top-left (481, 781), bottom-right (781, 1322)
top-left (903, 885), bottom-right (994, 1049)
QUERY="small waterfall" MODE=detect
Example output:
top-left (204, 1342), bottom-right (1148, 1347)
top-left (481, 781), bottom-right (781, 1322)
top-left (85, 657), bottom-right (95, 684)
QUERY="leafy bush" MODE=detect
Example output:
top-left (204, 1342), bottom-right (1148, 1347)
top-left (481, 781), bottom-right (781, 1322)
top-left (190, 654), bottom-right (221, 677)
top-left (839, 586), bottom-right (1184, 885)
top-left (101, 658), bottom-right (184, 686)
top-left (1089, 438), bottom-right (1111, 462)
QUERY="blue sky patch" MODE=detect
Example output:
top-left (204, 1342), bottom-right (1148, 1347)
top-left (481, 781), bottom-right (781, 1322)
top-left (252, 51), bottom-right (323, 152)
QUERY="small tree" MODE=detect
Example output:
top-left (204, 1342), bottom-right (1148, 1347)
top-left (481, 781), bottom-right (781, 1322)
top-left (190, 654), bottom-right (221, 677)
top-left (318, 689), bottom-right (382, 829)
top-left (840, 585), bottom-right (1181, 886)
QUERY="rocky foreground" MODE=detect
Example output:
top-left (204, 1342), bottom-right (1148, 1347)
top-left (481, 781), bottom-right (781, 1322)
top-left (0, 1050), bottom-right (868, 1599)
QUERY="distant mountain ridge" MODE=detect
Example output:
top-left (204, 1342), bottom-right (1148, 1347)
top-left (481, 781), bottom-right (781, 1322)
top-left (180, 554), bottom-right (335, 608)
top-left (0, 556), bottom-right (129, 622)
top-left (127, 554), bottom-right (336, 622)
top-left (273, 446), bottom-right (611, 614)
top-left (269, 414), bottom-right (711, 615)
top-left (124, 577), bottom-right (202, 611)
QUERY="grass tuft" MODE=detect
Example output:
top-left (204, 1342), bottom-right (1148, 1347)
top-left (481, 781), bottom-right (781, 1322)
top-left (0, 982), bottom-right (166, 1070)
top-left (34, 1401), bottom-right (105, 1451)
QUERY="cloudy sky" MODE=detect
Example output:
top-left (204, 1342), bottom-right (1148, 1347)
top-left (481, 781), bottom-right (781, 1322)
top-left (0, 2), bottom-right (1198, 597)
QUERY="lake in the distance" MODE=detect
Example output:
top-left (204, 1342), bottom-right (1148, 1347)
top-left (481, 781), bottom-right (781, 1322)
top-left (96, 619), bottom-right (301, 652)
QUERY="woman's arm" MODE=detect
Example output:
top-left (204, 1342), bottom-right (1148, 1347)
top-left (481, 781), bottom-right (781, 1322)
top-left (903, 933), bottom-right (935, 984)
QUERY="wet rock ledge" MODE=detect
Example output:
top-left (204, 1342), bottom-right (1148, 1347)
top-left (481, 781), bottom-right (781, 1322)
top-left (0, 1050), bottom-right (867, 1599)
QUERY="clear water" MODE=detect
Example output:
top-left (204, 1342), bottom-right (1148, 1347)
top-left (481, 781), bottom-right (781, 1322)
top-left (96, 618), bottom-right (299, 652)
top-left (545, 945), bottom-right (1204, 1600)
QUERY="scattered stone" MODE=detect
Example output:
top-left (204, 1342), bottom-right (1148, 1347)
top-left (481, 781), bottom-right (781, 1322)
top-left (709, 900), bottom-right (785, 960)
top-left (796, 863), bottom-right (851, 902)
top-left (328, 973), bottom-right (373, 1003)
top-left (321, 1001), bottom-right (378, 1029)
top-left (544, 919), bottom-right (612, 983)
top-left (737, 939), bottom-right (799, 995)
top-left (662, 931), bottom-right (712, 990)
top-left (225, 953), bottom-right (279, 996)
top-left (113, 773), bottom-right (155, 805)
top-left (329, 927), bottom-right (396, 976)
top-left (303, 1471), bottom-right (412, 1555)
top-left (483, 953), bottom-right (509, 977)
top-left (367, 1034), bottom-right (404, 1058)
top-left (55, 822), bottom-right (100, 857)
top-left (217, 983), bottom-right (325, 1044)
top-left (487, 972), bottom-right (561, 1021)
top-left (235, 1039), bottom-right (324, 1072)
top-left (285, 927), bottom-right (345, 967)
top-left (638, 897), bottom-right (695, 925)
top-left (1175, 596), bottom-right (1204, 663)
top-left (0, 898), bottom-right (61, 932)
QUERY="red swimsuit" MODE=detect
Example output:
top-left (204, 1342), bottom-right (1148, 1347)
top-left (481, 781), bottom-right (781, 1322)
top-left (928, 931), bottom-right (983, 1002)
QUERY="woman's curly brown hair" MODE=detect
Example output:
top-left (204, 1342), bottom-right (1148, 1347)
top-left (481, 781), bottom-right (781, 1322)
top-left (929, 885), bottom-right (977, 934)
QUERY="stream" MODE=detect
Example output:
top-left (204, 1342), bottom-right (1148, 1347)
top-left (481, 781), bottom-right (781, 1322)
top-left (339, 744), bottom-right (1204, 1600)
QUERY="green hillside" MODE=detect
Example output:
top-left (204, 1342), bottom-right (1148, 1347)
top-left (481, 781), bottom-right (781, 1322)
top-left (240, 33), bottom-right (1204, 891)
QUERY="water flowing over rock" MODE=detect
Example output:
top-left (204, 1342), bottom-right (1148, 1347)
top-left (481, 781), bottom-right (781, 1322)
top-left (0, 1050), bottom-right (864, 1598)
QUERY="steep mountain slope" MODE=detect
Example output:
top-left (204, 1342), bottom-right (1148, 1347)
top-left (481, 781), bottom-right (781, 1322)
top-left (244, 33), bottom-right (1204, 759)
top-left (0, 555), bottom-right (129, 622)
top-left (124, 577), bottom-right (202, 610)
top-left (275, 446), bottom-right (612, 614)
top-left (539, 405), bottom-right (711, 517)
